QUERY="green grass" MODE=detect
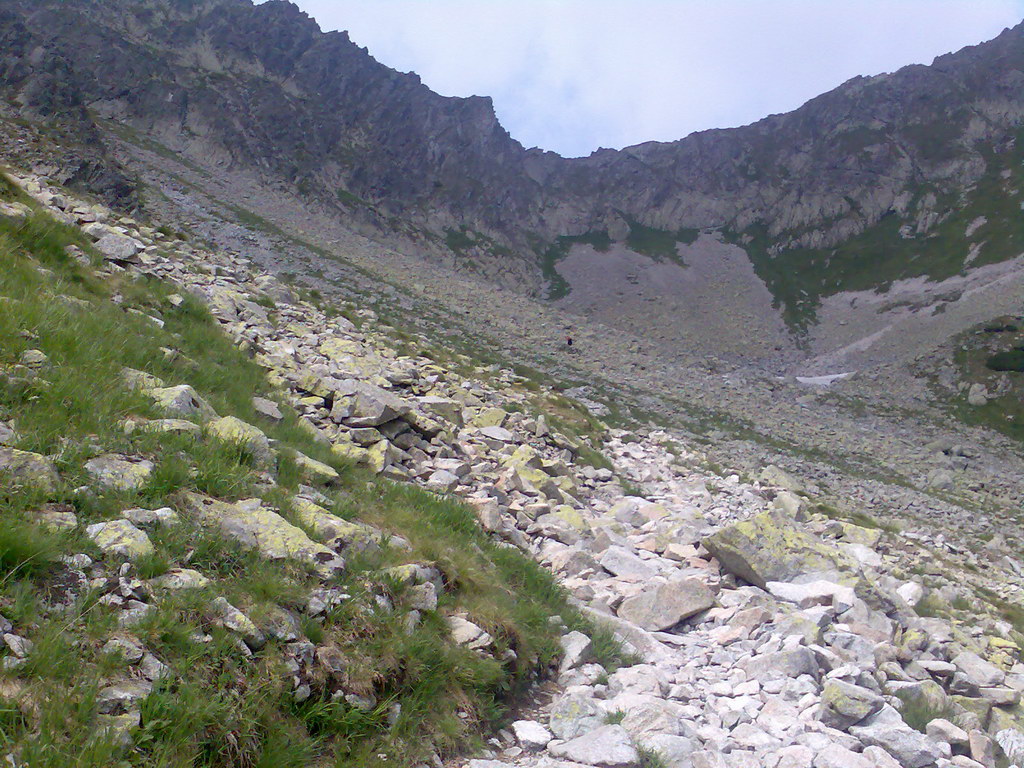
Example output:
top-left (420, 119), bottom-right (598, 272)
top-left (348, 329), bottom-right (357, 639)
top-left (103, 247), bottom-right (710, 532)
top-left (624, 217), bottom-right (697, 264)
top-left (0, 174), bottom-right (620, 766)
top-left (637, 746), bottom-right (670, 768)
top-left (941, 319), bottom-right (1024, 449)
top-left (335, 188), bottom-right (372, 209)
top-left (987, 349), bottom-right (1024, 372)
top-left (894, 689), bottom-right (957, 734)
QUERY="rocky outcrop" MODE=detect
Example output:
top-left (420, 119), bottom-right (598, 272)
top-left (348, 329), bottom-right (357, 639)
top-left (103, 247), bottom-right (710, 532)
top-left (1, 0), bottom-right (1022, 307)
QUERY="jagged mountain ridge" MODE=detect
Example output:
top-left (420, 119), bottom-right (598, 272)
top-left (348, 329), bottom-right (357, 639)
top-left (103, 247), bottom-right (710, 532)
top-left (2, 0), bottom-right (1023, 332)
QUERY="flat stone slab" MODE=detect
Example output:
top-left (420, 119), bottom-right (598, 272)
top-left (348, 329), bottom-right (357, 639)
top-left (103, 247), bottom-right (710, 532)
top-left (84, 454), bottom-right (154, 492)
top-left (616, 578), bottom-right (714, 631)
top-left (548, 724), bottom-right (639, 767)
top-left (86, 520), bottom-right (155, 560)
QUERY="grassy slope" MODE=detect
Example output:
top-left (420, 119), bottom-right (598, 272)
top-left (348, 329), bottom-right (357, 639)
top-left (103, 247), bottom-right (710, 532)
top-left (945, 318), bottom-right (1024, 449)
top-left (0, 178), bottom-right (622, 767)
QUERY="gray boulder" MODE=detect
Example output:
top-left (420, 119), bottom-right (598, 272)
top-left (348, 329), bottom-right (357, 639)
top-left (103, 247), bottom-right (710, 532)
top-left (616, 578), bottom-right (714, 631)
top-left (548, 724), bottom-right (639, 767)
top-left (819, 679), bottom-right (885, 730)
top-left (703, 509), bottom-right (851, 588)
top-left (850, 706), bottom-right (946, 768)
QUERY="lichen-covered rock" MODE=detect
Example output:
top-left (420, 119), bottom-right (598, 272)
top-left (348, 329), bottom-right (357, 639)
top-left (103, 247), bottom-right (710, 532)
top-left (703, 509), bottom-right (852, 588)
top-left (207, 416), bottom-right (273, 467)
top-left (124, 417), bottom-right (202, 438)
top-left (287, 450), bottom-right (339, 486)
top-left (417, 396), bottom-right (464, 426)
top-left (820, 679), bottom-right (885, 730)
top-left (0, 447), bottom-right (59, 491)
top-left (291, 497), bottom-right (381, 553)
top-left (86, 520), bottom-right (155, 560)
top-left (84, 454), bottom-right (154, 492)
top-left (331, 441), bottom-right (371, 466)
top-left (146, 384), bottom-right (217, 421)
top-left (148, 568), bottom-right (210, 590)
top-left (34, 503), bottom-right (78, 532)
top-left (209, 597), bottom-right (265, 650)
top-left (183, 493), bottom-right (343, 574)
top-left (122, 367), bottom-right (165, 390)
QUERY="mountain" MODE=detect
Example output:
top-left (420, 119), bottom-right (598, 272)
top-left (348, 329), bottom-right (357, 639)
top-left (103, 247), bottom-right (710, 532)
top-left (1, 0), bottom-right (1022, 353)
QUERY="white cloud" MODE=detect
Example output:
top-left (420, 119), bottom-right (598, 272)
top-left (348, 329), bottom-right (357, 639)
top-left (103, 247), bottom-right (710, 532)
top-left (280, 0), bottom-right (1024, 157)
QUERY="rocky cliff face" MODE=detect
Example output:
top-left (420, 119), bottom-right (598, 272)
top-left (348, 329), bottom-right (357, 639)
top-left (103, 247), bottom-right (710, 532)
top-left (1, 0), bottom-right (1022, 325)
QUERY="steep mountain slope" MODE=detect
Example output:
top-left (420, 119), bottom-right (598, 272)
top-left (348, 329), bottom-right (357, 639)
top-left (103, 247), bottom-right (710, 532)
top-left (1, 0), bottom-right (1022, 354)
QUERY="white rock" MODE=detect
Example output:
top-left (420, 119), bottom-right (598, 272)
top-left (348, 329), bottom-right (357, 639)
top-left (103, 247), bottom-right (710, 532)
top-left (511, 719), bottom-right (552, 751)
top-left (548, 724), bottom-right (638, 767)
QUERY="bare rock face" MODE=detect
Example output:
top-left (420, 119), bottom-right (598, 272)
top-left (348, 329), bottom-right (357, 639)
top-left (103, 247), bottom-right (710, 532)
top-left (0, 0), bottom-right (1022, 315)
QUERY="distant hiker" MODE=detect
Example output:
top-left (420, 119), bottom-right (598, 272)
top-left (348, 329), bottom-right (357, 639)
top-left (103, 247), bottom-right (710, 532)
top-left (566, 335), bottom-right (573, 348)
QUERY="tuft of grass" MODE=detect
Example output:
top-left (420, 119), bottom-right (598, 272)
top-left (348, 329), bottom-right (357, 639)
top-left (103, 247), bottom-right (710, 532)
top-left (987, 349), bottom-right (1024, 373)
top-left (913, 593), bottom-right (950, 619)
top-left (894, 689), bottom-right (957, 733)
top-left (0, 522), bottom-right (60, 579)
top-left (637, 746), bottom-right (670, 768)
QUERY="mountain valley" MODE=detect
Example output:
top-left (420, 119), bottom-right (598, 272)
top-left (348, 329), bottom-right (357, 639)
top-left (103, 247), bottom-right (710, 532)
top-left (0, 2), bottom-right (1023, 767)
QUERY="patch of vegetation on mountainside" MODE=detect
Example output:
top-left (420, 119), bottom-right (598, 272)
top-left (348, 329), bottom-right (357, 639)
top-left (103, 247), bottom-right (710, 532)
top-left (442, 226), bottom-right (516, 262)
top-left (730, 128), bottom-right (1024, 332)
top-left (622, 218), bottom-right (699, 265)
top-left (538, 229), bottom-right (612, 300)
top-left (538, 221), bottom-right (700, 299)
top-left (943, 317), bottom-right (1024, 449)
top-left (0, 185), bottom-right (617, 767)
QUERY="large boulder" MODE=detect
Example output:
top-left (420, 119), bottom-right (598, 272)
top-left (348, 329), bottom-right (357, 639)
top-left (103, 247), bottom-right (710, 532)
top-left (952, 651), bottom-right (1006, 692)
top-left (94, 233), bottom-right (140, 262)
top-left (183, 493), bottom-right (343, 575)
top-left (341, 383), bottom-right (411, 427)
top-left (616, 578), bottom-right (714, 631)
top-left (703, 509), bottom-right (852, 588)
top-left (819, 679), bottom-right (885, 730)
top-left (548, 724), bottom-right (639, 767)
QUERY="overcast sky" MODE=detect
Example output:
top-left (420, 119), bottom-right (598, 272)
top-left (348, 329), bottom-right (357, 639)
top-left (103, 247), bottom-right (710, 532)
top-left (280, 0), bottom-right (1024, 158)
